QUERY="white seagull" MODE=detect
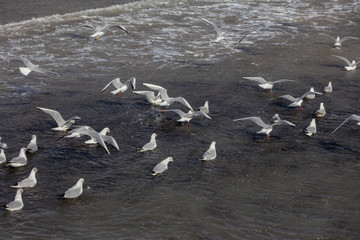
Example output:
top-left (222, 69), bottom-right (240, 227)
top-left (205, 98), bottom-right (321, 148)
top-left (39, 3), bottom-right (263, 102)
top-left (200, 18), bottom-right (225, 42)
top-left (133, 90), bottom-right (162, 105)
top-left (271, 90), bottom-right (322, 110)
top-left (26, 135), bottom-right (38, 153)
top-left (159, 109), bottom-right (211, 125)
top-left (0, 149), bottom-right (6, 164)
top-left (332, 114), bottom-right (360, 134)
top-left (332, 55), bottom-right (359, 71)
top-left (11, 167), bottom-right (38, 188)
top-left (315, 102), bottom-right (326, 118)
top-left (8, 147), bottom-right (27, 167)
top-left (243, 77), bottom-right (295, 92)
top-left (198, 101), bottom-right (209, 114)
top-left (84, 127), bottom-right (119, 150)
top-left (151, 157), bottom-right (173, 176)
top-left (0, 136), bottom-right (8, 149)
top-left (64, 126), bottom-right (111, 154)
top-left (305, 119), bottom-right (317, 136)
top-left (19, 57), bottom-right (58, 76)
top-left (63, 178), bottom-right (85, 199)
top-left (143, 83), bottom-right (193, 111)
top-left (37, 107), bottom-right (81, 131)
top-left (319, 33), bottom-right (359, 47)
top-left (323, 82), bottom-right (333, 93)
top-left (200, 141), bottom-right (216, 161)
top-left (81, 23), bottom-right (129, 41)
top-left (139, 133), bottom-right (157, 152)
top-left (305, 87), bottom-right (316, 100)
top-left (5, 189), bottom-right (24, 211)
top-left (271, 113), bottom-right (281, 123)
top-left (101, 77), bottom-right (136, 96)
top-left (234, 116), bottom-right (295, 141)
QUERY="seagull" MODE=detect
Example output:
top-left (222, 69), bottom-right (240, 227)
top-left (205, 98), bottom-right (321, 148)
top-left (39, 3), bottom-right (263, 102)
top-left (143, 83), bottom-right (193, 111)
top-left (271, 113), bottom-right (281, 123)
top-left (305, 119), bottom-right (317, 136)
top-left (323, 82), bottom-right (333, 93)
top-left (0, 137), bottom-right (8, 149)
top-left (5, 189), bottom-right (24, 211)
top-left (8, 147), bottom-right (27, 167)
top-left (159, 109), bottom-right (211, 125)
top-left (332, 114), bottom-right (360, 134)
top-left (319, 33), bottom-right (359, 47)
top-left (151, 157), bottom-right (173, 176)
top-left (200, 18), bottom-right (225, 42)
top-left (64, 126), bottom-right (111, 155)
top-left (200, 141), bottom-right (216, 161)
top-left (63, 178), bottom-right (85, 199)
top-left (242, 77), bottom-right (295, 92)
top-left (0, 149), bottom-right (6, 164)
top-left (305, 87), bottom-right (316, 100)
top-left (139, 133), bottom-right (157, 152)
top-left (133, 90), bottom-right (162, 105)
top-left (84, 127), bottom-right (119, 150)
top-left (332, 55), bottom-right (359, 71)
top-left (37, 107), bottom-right (81, 131)
top-left (315, 102), bottom-right (326, 118)
top-left (101, 77), bottom-right (136, 96)
top-left (198, 101), bottom-right (209, 114)
top-left (233, 116), bottom-right (295, 141)
top-left (11, 167), bottom-right (38, 188)
top-left (26, 135), bottom-right (38, 153)
top-left (19, 57), bottom-right (58, 76)
top-left (271, 90), bottom-right (323, 110)
top-left (81, 23), bottom-right (129, 41)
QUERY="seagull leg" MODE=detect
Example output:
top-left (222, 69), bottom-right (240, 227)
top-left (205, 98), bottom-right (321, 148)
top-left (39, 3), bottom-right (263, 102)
top-left (187, 121), bottom-right (191, 127)
top-left (116, 92), bottom-right (122, 96)
top-left (94, 36), bottom-right (100, 41)
top-left (270, 89), bottom-right (273, 93)
top-left (267, 135), bottom-right (270, 142)
top-left (300, 106), bottom-right (304, 111)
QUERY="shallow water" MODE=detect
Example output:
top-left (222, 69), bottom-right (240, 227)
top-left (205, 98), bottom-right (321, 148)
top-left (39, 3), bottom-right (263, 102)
top-left (0, 0), bottom-right (360, 239)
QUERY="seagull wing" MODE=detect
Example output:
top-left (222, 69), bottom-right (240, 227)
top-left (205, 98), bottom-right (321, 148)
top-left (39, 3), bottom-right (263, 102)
top-left (200, 18), bottom-right (222, 38)
top-left (332, 114), bottom-right (360, 134)
top-left (133, 91), bottom-right (157, 99)
top-left (143, 83), bottom-right (169, 100)
top-left (274, 95), bottom-right (298, 102)
top-left (101, 78), bottom-right (122, 93)
top-left (81, 24), bottom-right (96, 30)
top-left (271, 79), bottom-right (296, 84)
top-left (271, 120), bottom-right (295, 127)
top-left (75, 127), bottom-right (110, 154)
top-left (101, 135), bottom-right (119, 150)
top-left (108, 24), bottom-right (129, 34)
top-left (189, 111), bottom-right (212, 119)
top-left (169, 97), bottom-right (193, 111)
top-left (159, 109), bottom-right (186, 118)
top-left (243, 77), bottom-right (267, 84)
top-left (20, 57), bottom-right (35, 68)
top-left (319, 33), bottom-right (336, 41)
top-left (332, 55), bottom-right (351, 65)
top-left (233, 116), bottom-right (268, 128)
top-left (300, 91), bottom-right (322, 100)
top-left (126, 77), bottom-right (136, 90)
top-left (340, 36), bottom-right (359, 43)
top-left (37, 107), bottom-right (66, 127)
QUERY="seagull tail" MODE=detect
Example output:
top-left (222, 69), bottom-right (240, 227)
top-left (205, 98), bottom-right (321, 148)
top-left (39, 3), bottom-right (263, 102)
top-left (19, 67), bottom-right (32, 76)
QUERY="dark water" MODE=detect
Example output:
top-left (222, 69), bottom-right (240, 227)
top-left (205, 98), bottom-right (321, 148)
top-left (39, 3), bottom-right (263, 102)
top-left (0, 0), bottom-right (360, 239)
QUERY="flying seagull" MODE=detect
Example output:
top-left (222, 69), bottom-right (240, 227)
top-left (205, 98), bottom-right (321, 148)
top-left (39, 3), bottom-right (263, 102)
top-left (81, 23), bottom-right (129, 41)
top-left (19, 57), bottom-right (58, 76)
top-left (37, 107), bottom-right (81, 131)
top-left (101, 77), bottom-right (136, 96)
top-left (243, 77), bottom-right (295, 92)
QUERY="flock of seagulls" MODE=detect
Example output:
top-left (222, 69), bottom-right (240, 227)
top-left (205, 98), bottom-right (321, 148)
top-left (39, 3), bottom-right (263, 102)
top-left (1, 15), bottom-right (359, 213)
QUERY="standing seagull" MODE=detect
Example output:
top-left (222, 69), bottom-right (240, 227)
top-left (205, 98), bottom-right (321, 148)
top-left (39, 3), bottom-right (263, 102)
top-left (305, 119), bottom-right (317, 136)
top-left (200, 18), bottom-right (225, 42)
top-left (151, 157), bottom-right (173, 176)
top-left (139, 133), bottom-right (157, 152)
top-left (315, 102), bottom-right (326, 118)
top-left (81, 23), bottom-right (129, 41)
top-left (332, 114), bottom-right (360, 134)
top-left (37, 107), bottom-right (81, 131)
top-left (26, 135), bottom-right (38, 153)
top-left (233, 117), bottom-right (295, 141)
top-left (271, 90), bottom-right (322, 110)
top-left (319, 33), bottom-right (359, 47)
top-left (200, 141), bottom-right (216, 161)
top-left (101, 77), bottom-right (136, 96)
top-left (332, 55), bottom-right (359, 71)
top-left (0, 149), bottom-right (6, 164)
top-left (143, 83), bottom-right (193, 111)
top-left (5, 189), bottom-right (24, 211)
top-left (8, 147), bottom-right (27, 168)
top-left (243, 77), bottom-right (295, 93)
top-left (11, 167), bottom-right (38, 188)
top-left (323, 82), bottom-right (333, 93)
top-left (19, 57), bottom-right (59, 76)
top-left (63, 178), bottom-right (85, 199)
